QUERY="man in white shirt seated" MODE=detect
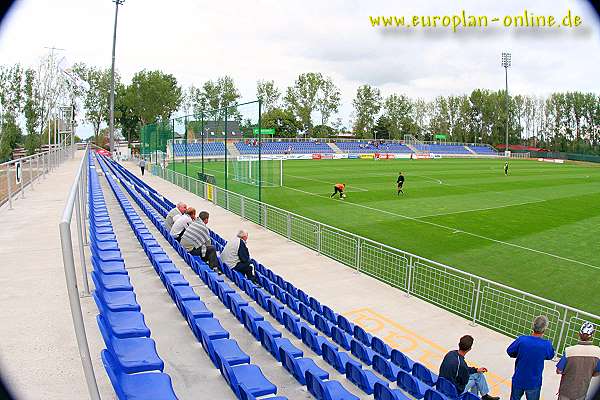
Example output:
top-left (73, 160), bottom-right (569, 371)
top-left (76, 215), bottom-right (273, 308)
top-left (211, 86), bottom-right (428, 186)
top-left (180, 211), bottom-right (220, 272)
top-left (165, 202), bottom-right (186, 231)
top-left (170, 207), bottom-right (195, 242)
top-left (221, 229), bottom-right (256, 282)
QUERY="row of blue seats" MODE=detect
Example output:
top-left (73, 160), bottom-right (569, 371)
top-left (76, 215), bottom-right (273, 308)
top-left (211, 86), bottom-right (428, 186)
top-left (103, 155), bottom-right (478, 400)
top-left (97, 155), bottom-right (292, 400)
top-left (100, 155), bottom-right (364, 400)
top-left (88, 158), bottom-right (178, 400)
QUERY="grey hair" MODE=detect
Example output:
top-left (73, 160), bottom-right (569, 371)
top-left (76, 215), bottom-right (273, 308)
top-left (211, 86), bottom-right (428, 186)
top-left (177, 202), bottom-right (186, 207)
top-left (532, 315), bottom-right (549, 333)
top-left (237, 229), bottom-right (248, 238)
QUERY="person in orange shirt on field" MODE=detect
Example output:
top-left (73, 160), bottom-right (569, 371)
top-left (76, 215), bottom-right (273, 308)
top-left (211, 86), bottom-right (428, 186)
top-left (330, 183), bottom-right (346, 199)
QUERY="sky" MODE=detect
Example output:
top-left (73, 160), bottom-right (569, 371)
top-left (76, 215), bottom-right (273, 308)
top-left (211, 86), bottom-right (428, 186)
top-left (1, 0), bottom-right (599, 138)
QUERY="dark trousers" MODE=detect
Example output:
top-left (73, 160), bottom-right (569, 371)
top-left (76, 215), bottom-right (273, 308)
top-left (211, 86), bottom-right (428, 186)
top-left (141, 166), bottom-right (145, 176)
top-left (190, 245), bottom-right (219, 271)
top-left (234, 261), bottom-right (255, 282)
top-left (330, 187), bottom-right (343, 198)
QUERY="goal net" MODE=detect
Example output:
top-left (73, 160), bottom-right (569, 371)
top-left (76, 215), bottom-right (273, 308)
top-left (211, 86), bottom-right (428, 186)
top-left (229, 157), bottom-right (283, 187)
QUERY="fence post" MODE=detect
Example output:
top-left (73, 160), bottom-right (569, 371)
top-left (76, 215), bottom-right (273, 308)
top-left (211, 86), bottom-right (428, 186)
top-left (287, 214), bottom-right (292, 240)
top-left (406, 256), bottom-right (413, 297)
top-left (263, 204), bottom-right (268, 228)
top-left (355, 237), bottom-right (361, 272)
top-left (36, 156), bottom-right (40, 184)
top-left (29, 159), bottom-right (34, 190)
top-left (75, 188), bottom-right (90, 295)
top-left (241, 196), bottom-right (245, 219)
top-left (555, 310), bottom-right (569, 356)
top-left (470, 280), bottom-right (482, 326)
top-left (20, 164), bottom-right (25, 199)
top-left (316, 224), bottom-right (321, 255)
top-left (6, 164), bottom-right (13, 210)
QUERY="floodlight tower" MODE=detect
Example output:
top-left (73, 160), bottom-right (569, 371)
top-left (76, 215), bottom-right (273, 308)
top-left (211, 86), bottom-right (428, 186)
top-left (501, 52), bottom-right (511, 157)
top-left (109, 0), bottom-right (125, 155)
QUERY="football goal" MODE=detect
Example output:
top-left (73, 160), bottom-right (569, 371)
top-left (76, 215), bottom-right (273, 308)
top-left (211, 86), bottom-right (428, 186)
top-left (229, 157), bottom-right (283, 187)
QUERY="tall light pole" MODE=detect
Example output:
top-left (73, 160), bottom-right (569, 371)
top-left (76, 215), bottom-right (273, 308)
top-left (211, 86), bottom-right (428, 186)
top-left (109, 0), bottom-right (125, 155)
top-left (501, 52), bottom-right (511, 157)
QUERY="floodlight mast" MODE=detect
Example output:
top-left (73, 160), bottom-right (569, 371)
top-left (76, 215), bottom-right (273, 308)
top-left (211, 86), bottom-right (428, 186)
top-left (502, 52), bottom-right (511, 157)
top-left (109, 0), bottom-right (125, 155)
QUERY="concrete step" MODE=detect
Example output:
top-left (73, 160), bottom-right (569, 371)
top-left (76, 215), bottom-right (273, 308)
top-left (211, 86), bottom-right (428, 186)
top-left (327, 142), bottom-right (343, 153)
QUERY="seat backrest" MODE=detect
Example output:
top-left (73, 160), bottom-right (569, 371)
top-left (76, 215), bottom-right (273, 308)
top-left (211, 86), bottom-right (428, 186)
top-left (221, 362), bottom-right (240, 396)
top-left (259, 326), bottom-right (276, 355)
top-left (413, 362), bottom-right (435, 386)
top-left (391, 349), bottom-right (410, 371)
top-left (281, 349), bottom-right (301, 380)
top-left (268, 298), bottom-right (283, 321)
top-left (372, 354), bottom-right (393, 380)
top-left (375, 382), bottom-right (404, 400)
top-left (354, 325), bottom-right (371, 346)
top-left (315, 314), bottom-right (332, 336)
top-left (322, 305), bottom-right (337, 323)
top-left (95, 314), bottom-right (113, 349)
top-left (372, 336), bottom-right (391, 358)
top-left (286, 282), bottom-right (298, 298)
top-left (332, 326), bottom-right (350, 349)
top-left (238, 383), bottom-right (257, 400)
top-left (100, 350), bottom-right (125, 400)
top-left (337, 315), bottom-right (354, 334)
top-left (301, 326), bottom-right (316, 350)
top-left (350, 339), bottom-right (366, 361)
top-left (299, 302), bottom-right (314, 323)
top-left (321, 342), bottom-right (342, 370)
top-left (283, 312), bottom-right (299, 336)
top-left (297, 289), bottom-right (310, 305)
top-left (460, 392), bottom-right (480, 400)
top-left (309, 297), bottom-right (323, 314)
top-left (345, 362), bottom-right (366, 391)
top-left (305, 370), bottom-right (326, 400)
top-left (436, 376), bottom-right (459, 399)
top-left (397, 370), bottom-right (418, 396)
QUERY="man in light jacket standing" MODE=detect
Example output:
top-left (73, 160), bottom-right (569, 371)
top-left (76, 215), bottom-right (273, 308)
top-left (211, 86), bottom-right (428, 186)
top-left (507, 315), bottom-right (555, 400)
top-left (221, 229), bottom-right (255, 282)
top-left (557, 322), bottom-right (600, 400)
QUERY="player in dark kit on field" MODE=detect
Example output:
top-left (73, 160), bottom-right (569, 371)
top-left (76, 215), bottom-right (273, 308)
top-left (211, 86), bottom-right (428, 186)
top-left (397, 172), bottom-right (405, 195)
top-left (504, 162), bottom-right (509, 176)
top-left (331, 183), bottom-right (346, 198)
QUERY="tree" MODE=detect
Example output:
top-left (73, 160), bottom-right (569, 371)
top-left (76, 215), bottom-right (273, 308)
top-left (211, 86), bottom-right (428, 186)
top-left (260, 107), bottom-right (301, 137)
top-left (383, 94), bottom-right (414, 139)
top-left (373, 115), bottom-right (390, 139)
top-left (0, 64), bottom-right (23, 121)
top-left (256, 80), bottom-right (280, 112)
top-left (284, 72), bottom-right (323, 133)
top-left (192, 76), bottom-right (240, 114)
top-left (114, 83), bottom-right (141, 143)
top-left (352, 84), bottom-right (382, 137)
top-left (22, 68), bottom-right (42, 154)
top-left (71, 63), bottom-right (114, 139)
top-left (316, 76), bottom-right (341, 126)
top-left (128, 70), bottom-right (182, 125)
top-left (0, 114), bottom-right (22, 161)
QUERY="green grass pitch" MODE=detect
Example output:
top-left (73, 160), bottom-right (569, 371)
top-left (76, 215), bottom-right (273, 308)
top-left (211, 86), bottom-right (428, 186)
top-left (170, 158), bottom-right (600, 314)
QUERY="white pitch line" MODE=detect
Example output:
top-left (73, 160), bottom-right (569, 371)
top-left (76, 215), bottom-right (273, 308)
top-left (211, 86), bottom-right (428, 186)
top-left (280, 185), bottom-right (600, 271)
top-left (414, 199), bottom-right (547, 219)
top-left (286, 174), bottom-right (369, 192)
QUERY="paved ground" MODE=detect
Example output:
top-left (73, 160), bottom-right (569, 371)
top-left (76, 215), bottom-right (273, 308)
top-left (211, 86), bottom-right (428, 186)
top-left (123, 161), bottom-right (578, 400)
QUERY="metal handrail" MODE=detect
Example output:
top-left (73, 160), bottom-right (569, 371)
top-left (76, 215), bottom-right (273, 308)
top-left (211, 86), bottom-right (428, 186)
top-left (58, 145), bottom-right (100, 400)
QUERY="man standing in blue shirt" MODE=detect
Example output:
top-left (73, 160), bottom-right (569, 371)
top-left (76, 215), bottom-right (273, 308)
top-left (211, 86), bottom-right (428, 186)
top-left (507, 315), bottom-right (556, 400)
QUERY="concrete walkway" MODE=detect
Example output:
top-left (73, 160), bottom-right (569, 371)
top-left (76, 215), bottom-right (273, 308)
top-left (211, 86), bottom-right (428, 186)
top-left (0, 151), bottom-right (114, 400)
top-left (123, 161), bottom-right (571, 400)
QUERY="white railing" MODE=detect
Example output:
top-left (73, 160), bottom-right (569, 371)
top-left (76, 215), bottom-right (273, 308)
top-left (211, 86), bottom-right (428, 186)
top-left (152, 164), bottom-right (599, 354)
top-left (58, 146), bottom-right (100, 399)
top-left (1, 145), bottom-right (74, 209)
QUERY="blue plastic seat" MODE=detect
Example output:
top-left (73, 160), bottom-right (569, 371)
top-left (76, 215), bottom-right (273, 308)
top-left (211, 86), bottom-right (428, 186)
top-left (331, 326), bottom-right (352, 351)
top-left (435, 377), bottom-right (460, 399)
top-left (373, 354), bottom-right (402, 381)
top-left (346, 362), bottom-right (389, 395)
top-left (217, 282), bottom-right (236, 303)
top-left (351, 338), bottom-right (376, 366)
top-left (309, 297), bottom-right (323, 314)
top-left (285, 293), bottom-right (300, 314)
top-left (460, 392), bottom-right (481, 400)
top-left (91, 258), bottom-right (127, 275)
top-left (299, 302), bottom-right (316, 324)
top-left (425, 389), bottom-right (453, 400)
top-left (162, 272), bottom-right (189, 288)
top-left (283, 312), bottom-right (309, 339)
top-left (353, 325), bottom-right (373, 347)
top-left (374, 382), bottom-right (411, 400)
top-left (173, 286), bottom-right (200, 309)
top-left (156, 261), bottom-right (179, 275)
top-left (391, 349), bottom-right (415, 372)
top-left (221, 362), bottom-right (277, 399)
top-left (281, 348), bottom-right (329, 385)
top-left (321, 341), bottom-right (359, 374)
top-left (100, 311), bottom-right (151, 339)
top-left (413, 362), bottom-right (438, 387)
top-left (181, 299), bottom-right (213, 324)
top-left (101, 350), bottom-right (177, 400)
top-left (254, 288), bottom-right (272, 310)
top-left (398, 370), bottom-right (430, 399)
top-left (93, 290), bottom-right (140, 312)
top-left (92, 271), bottom-right (133, 292)
top-left (315, 314), bottom-right (334, 337)
top-left (305, 370), bottom-right (359, 400)
top-left (322, 305), bottom-right (338, 324)
top-left (267, 298), bottom-right (284, 323)
top-left (337, 315), bottom-right (355, 335)
top-left (239, 383), bottom-right (288, 400)
top-left (372, 336), bottom-right (392, 359)
top-left (192, 317), bottom-right (229, 341)
top-left (259, 326), bottom-right (302, 362)
top-left (245, 313), bottom-right (280, 341)
top-left (199, 329), bottom-right (250, 369)
top-left (297, 289), bottom-right (310, 305)
top-left (301, 326), bottom-right (329, 356)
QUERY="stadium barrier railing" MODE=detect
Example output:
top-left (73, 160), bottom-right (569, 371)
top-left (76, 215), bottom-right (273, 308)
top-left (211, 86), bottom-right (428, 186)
top-left (151, 164), bottom-right (599, 355)
top-left (58, 145), bottom-right (101, 399)
top-left (0, 144), bottom-right (74, 209)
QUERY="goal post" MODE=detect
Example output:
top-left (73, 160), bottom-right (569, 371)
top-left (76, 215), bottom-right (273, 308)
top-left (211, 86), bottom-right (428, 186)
top-left (229, 156), bottom-right (283, 187)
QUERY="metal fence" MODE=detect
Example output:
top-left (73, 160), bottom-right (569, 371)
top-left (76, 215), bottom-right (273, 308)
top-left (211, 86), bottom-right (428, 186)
top-left (152, 164), bottom-right (599, 355)
top-left (58, 146), bottom-right (100, 399)
top-left (0, 145), bottom-right (74, 209)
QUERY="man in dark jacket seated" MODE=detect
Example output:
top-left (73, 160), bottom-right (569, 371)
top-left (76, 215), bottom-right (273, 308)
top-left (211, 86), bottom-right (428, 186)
top-left (439, 335), bottom-right (499, 400)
